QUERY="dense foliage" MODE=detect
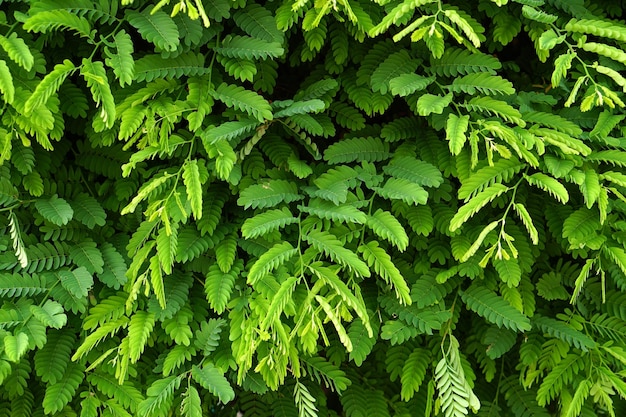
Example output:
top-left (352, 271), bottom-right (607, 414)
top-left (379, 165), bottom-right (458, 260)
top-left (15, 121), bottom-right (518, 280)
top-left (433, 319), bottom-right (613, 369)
top-left (1, 0), bottom-right (626, 416)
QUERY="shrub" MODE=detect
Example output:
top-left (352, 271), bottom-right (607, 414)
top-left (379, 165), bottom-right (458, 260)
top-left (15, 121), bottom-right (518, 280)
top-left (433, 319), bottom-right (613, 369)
top-left (1, 1), bottom-right (626, 416)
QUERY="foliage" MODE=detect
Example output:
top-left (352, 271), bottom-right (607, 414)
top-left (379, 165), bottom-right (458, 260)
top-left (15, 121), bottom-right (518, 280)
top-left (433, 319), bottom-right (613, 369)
top-left (1, 0), bottom-right (626, 416)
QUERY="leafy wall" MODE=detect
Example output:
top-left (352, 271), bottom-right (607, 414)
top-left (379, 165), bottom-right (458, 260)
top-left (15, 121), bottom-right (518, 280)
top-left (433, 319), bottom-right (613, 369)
top-left (1, 0), bottom-right (626, 416)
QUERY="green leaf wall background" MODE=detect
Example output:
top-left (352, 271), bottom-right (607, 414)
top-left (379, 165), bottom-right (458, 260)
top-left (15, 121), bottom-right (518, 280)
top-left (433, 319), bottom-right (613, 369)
top-left (0, 0), bottom-right (626, 416)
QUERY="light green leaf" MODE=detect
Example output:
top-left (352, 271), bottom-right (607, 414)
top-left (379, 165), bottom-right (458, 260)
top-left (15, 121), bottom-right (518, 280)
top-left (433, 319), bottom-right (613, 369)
top-left (389, 74), bottom-right (435, 97)
top-left (128, 311), bottom-right (156, 363)
top-left (24, 10), bottom-right (92, 37)
top-left (181, 385), bottom-right (202, 417)
top-left (4, 332), bottom-right (29, 362)
top-left (445, 113), bottom-right (470, 155)
top-left (0, 60), bottom-right (14, 104)
top-left (450, 184), bottom-right (509, 232)
top-left (81, 58), bottom-right (116, 129)
top-left (416, 93), bottom-right (453, 116)
top-left (365, 209), bottom-right (409, 251)
top-left (0, 33), bottom-right (34, 71)
top-left (359, 241), bottom-right (411, 305)
top-left (513, 203), bottom-right (539, 245)
top-left (191, 364), bottom-right (235, 404)
top-left (104, 29), bottom-right (134, 87)
top-left (25, 59), bottom-right (75, 114)
top-left (525, 173), bottom-right (569, 203)
top-left (183, 159), bottom-right (203, 220)
top-left (248, 241), bottom-right (297, 285)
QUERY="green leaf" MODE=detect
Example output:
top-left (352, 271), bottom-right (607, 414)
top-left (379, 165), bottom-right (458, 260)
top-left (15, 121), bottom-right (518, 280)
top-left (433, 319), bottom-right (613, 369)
top-left (133, 52), bottom-right (210, 82)
top-left (493, 257), bottom-right (522, 287)
top-left (580, 168), bottom-right (600, 208)
top-left (4, 332), bottom-right (29, 362)
top-left (376, 177), bottom-right (429, 205)
top-left (71, 194), bottom-right (106, 228)
top-left (400, 348), bottom-right (430, 401)
top-left (536, 354), bottom-right (585, 406)
top-left (365, 209), bottom-right (409, 251)
top-left (449, 73), bottom-right (515, 96)
top-left (0, 60), bottom-right (14, 104)
top-left (462, 284), bottom-right (531, 331)
top-left (59, 267), bottom-right (94, 298)
top-left (260, 275), bottom-right (298, 331)
top-left (431, 47), bottom-right (502, 77)
top-left (565, 18), bottom-right (626, 42)
top-left (551, 52), bottom-right (575, 87)
top-left (121, 172), bottom-right (173, 215)
top-left (525, 173), bottom-right (569, 203)
top-left (0, 272), bottom-right (47, 297)
top-left (127, 9), bottom-right (179, 51)
top-left (562, 207), bottom-right (600, 247)
top-left (604, 246), bottom-right (626, 277)
top-left (104, 30), bottom-right (134, 87)
top-left (304, 230), bottom-right (371, 277)
top-left (446, 114), bottom-right (470, 155)
top-left (237, 179), bottom-right (302, 209)
top-left (212, 82), bottom-right (273, 121)
top-left (299, 199), bottom-right (367, 224)
top-left (416, 93), bottom-right (453, 116)
top-left (25, 59), bottom-right (75, 114)
top-left (460, 220), bottom-right (499, 262)
top-left (35, 331), bottom-right (74, 385)
top-left (522, 5), bottom-right (558, 23)
top-left (513, 203), bottom-right (539, 244)
top-left (183, 159), bottom-right (203, 220)
top-left (24, 10), bottom-right (92, 37)
top-left (98, 243), bottom-right (128, 289)
top-left (323, 137), bottom-right (390, 164)
top-left (0, 33), bottom-right (34, 71)
top-left (458, 158), bottom-right (525, 201)
top-left (35, 195), bottom-right (74, 226)
top-left (233, 4), bottom-right (283, 43)
top-left (181, 385), bottom-right (202, 417)
top-left (70, 240), bottom-right (104, 275)
top-left (294, 381), bottom-right (318, 417)
top-left (137, 375), bottom-right (182, 417)
top-left (450, 184), bottom-right (509, 232)
top-left (203, 118), bottom-right (260, 143)
top-left (462, 96), bottom-right (525, 126)
top-left (81, 59), bottom-right (115, 129)
top-left (248, 241), bottom-right (297, 285)
top-left (274, 99), bottom-right (326, 118)
top-left (43, 362), bottom-right (84, 415)
top-left (442, 7), bottom-right (484, 48)
top-left (128, 311), bottom-right (156, 363)
top-left (241, 207), bottom-right (298, 239)
top-left (383, 156), bottom-right (443, 187)
top-left (216, 35), bottom-right (284, 60)
top-left (371, 50), bottom-right (419, 94)
top-left (359, 241), bottom-right (411, 305)
top-left (389, 74), bottom-right (435, 97)
top-left (30, 300), bottom-right (67, 329)
top-left (191, 364), bottom-right (235, 404)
